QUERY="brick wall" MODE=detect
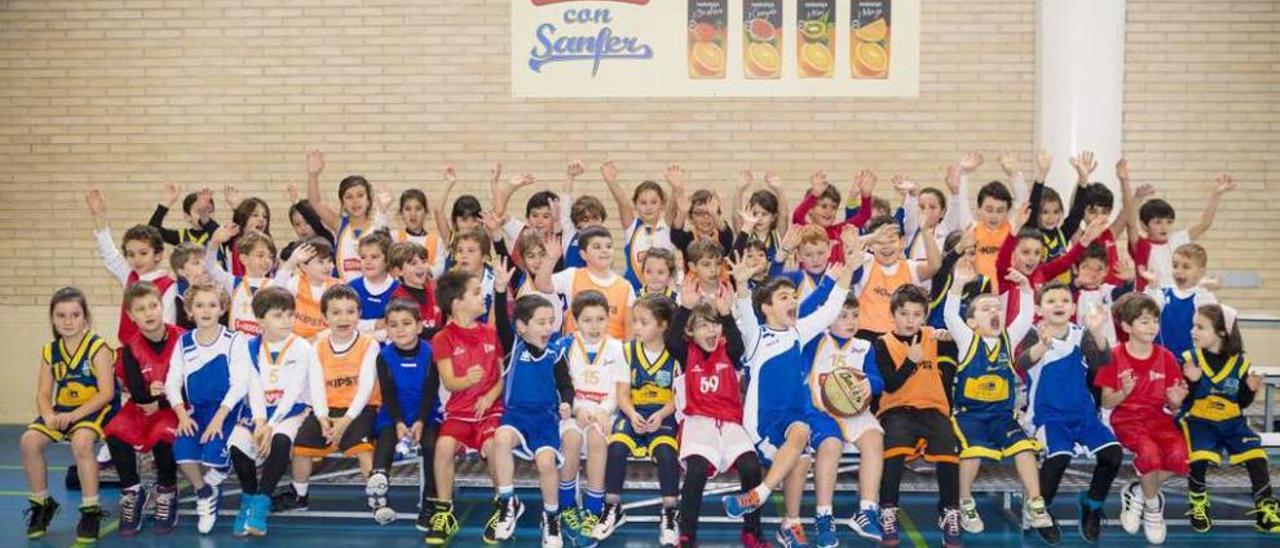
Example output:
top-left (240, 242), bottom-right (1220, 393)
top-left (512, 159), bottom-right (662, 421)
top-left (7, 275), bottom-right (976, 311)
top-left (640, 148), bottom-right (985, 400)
top-left (0, 1), bottom-right (1274, 419)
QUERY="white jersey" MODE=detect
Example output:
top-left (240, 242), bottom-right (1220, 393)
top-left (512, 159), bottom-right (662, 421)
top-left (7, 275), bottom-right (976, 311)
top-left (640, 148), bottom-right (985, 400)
top-left (164, 326), bottom-right (247, 412)
top-left (1075, 285), bottom-right (1121, 346)
top-left (806, 333), bottom-right (875, 410)
top-left (566, 335), bottom-right (628, 415)
top-left (229, 334), bottom-right (327, 425)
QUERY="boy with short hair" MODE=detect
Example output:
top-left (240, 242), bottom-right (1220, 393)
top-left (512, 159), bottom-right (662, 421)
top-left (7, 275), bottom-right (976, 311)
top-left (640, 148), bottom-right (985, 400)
top-left (208, 224), bottom-right (278, 335)
top-left (855, 216), bottom-right (940, 338)
top-left (1143, 243), bottom-right (1217, 362)
top-left (87, 188), bottom-right (177, 342)
top-left (1071, 244), bottom-right (1136, 345)
top-left (149, 184), bottom-right (219, 247)
top-left (1128, 166), bottom-right (1234, 291)
top-left (874, 285), bottom-right (963, 548)
top-left (1094, 293), bottom-right (1190, 545)
top-left (777, 224), bottom-right (833, 302)
top-left (536, 225), bottom-right (635, 339)
top-left (351, 230), bottom-right (401, 338)
top-left (389, 240), bottom-right (442, 334)
top-left (450, 227), bottom-right (498, 322)
top-left (170, 242), bottom-right (212, 329)
top-left (639, 247), bottom-right (678, 300)
top-left (683, 238), bottom-right (730, 305)
top-left (1060, 152), bottom-right (1136, 283)
top-left (428, 268), bottom-right (509, 544)
top-left (791, 169), bottom-right (876, 261)
top-left (272, 237), bottom-right (339, 340)
top-left (970, 180), bottom-right (1013, 290)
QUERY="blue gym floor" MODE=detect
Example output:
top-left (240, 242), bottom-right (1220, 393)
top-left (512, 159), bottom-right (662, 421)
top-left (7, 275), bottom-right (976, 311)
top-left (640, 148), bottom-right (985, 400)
top-left (2, 426), bottom-right (1276, 547)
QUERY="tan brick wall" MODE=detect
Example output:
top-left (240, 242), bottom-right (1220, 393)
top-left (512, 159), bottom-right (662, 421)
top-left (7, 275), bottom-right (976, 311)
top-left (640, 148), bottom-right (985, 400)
top-left (0, 1), bottom-right (1275, 421)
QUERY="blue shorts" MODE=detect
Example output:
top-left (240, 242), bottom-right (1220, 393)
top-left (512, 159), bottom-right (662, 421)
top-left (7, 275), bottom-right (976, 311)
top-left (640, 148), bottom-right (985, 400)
top-left (807, 408), bottom-right (848, 451)
top-left (1034, 413), bottom-right (1118, 459)
top-left (608, 407), bottom-right (677, 459)
top-left (174, 404), bottom-right (238, 468)
top-left (499, 406), bottom-right (562, 465)
top-left (952, 412), bottom-right (1039, 461)
top-left (751, 408), bottom-right (809, 465)
top-left (1182, 417), bottom-right (1265, 466)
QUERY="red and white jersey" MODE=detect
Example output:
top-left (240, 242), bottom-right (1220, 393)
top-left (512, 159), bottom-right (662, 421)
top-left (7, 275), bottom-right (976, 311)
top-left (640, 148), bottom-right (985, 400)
top-left (676, 339), bottom-right (743, 425)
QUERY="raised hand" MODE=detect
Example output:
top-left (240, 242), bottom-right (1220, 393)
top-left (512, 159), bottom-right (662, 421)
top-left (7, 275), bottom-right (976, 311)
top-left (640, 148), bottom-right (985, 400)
top-left (1114, 253), bottom-right (1136, 281)
top-left (738, 203), bottom-right (760, 231)
top-left (809, 170), bottom-right (829, 196)
top-left (493, 256), bottom-right (515, 290)
top-left (480, 210), bottom-right (504, 239)
top-left (1070, 150), bottom-right (1097, 184)
top-left (1137, 265), bottom-right (1158, 287)
top-left (212, 222), bottom-right (241, 245)
top-left (565, 159), bottom-right (586, 180)
top-left (1115, 157), bottom-right (1130, 182)
top-left (1035, 150), bottom-right (1052, 181)
top-left (907, 338), bottom-right (925, 363)
top-left (854, 169), bottom-right (878, 196)
top-left (223, 184), bottom-right (242, 209)
top-left (1212, 173), bottom-right (1236, 195)
top-left (306, 149), bottom-right (325, 176)
top-left (726, 250), bottom-right (756, 288)
top-left (376, 190), bottom-right (394, 213)
top-left (287, 183), bottom-right (301, 204)
top-left (86, 188), bottom-right (106, 216)
top-left (1005, 268), bottom-right (1031, 290)
top-left (1084, 303), bottom-right (1109, 335)
top-left (953, 256), bottom-right (978, 287)
top-left (161, 182), bottom-right (180, 206)
top-left (890, 174), bottom-right (917, 197)
top-left (290, 243), bottom-right (317, 267)
top-left (1134, 183), bottom-right (1156, 200)
top-left (509, 173), bottom-right (535, 190)
top-left (944, 164), bottom-right (961, 195)
top-left (600, 160), bottom-right (619, 184)
top-left (959, 152), bottom-right (984, 174)
top-left (998, 150), bottom-right (1020, 177)
top-left (484, 163), bottom-right (497, 186)
top-left (763, 171), bottom-right (783, 192)
top-left (736, 169), bottom-right (753, 191)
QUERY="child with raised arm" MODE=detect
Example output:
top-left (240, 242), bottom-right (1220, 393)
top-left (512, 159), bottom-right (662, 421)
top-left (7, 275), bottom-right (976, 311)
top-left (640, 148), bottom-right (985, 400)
top-left (390, 188), bottom-right (448, 269)
top-left (777, 224), bottom-right (834, 303)
top-left (493, 172), bottom-right (565, 268)
top-left (149, 184), bottom-right (219, 247)
top-left (165, 282), bottom-right (243, 535)
top-left (561, 163), bottom-right (609, 271)
top-left (1015, 281), bottom-right (1122, 544)
top-left (1129, 165), bottom-right (1235, 291)
top-left (1180, 303), bottom-right (1280, 534)
top-left (388, 240), bottom-right (443, 335)
top-left (791, 169), bottom-right (875, 261)
top-left (943, 263), bottom-right (1053, 538)
top-left (1143, 243), bottom-right (1219, 362)
top-left (304, 149), bottom-right (388, 281)
top-left (86, 188), bottom-right (177, 342)
top-left (276, 285), bottom-right (381, 514)
top-left (855, 215), bottom-right (941, 338)
top-left (1024, 151), bottom-right (1075, 274)
top-left (487, 294), bottom-right (575, 547)
top-left (593, 295), bottom-right (682, 545)
top-left (802, 293), bottom-right (887, 545)
top-left (1095, 293), bottom-right (1189, 545)
top-left (1060, 151), bottom-right (1133, 282)
top-left (721, 244), bottom-right (855, 548)
top-left (732, 170), bottom-right (789, 264)
top-left (667, 165), bottom-right (734, 253)
top-left (272, 237), bottom-right (339, 341)
top-left (226, 287), bottom-right (327, 538)
top-left (22, 288), bottom-right (116, 543)
top-left (208, 224), bottom-right (278, 335)
top-left (600, 160), bottom-right (676, 291)
top-left (536, 225), bottom-right (635, 339)
top-left (104, 282), bottom-right (184, 537)
top-left (427, 266), bottom-right (510, 544)
top-left (1071, 244), bottom-right (1137, 346)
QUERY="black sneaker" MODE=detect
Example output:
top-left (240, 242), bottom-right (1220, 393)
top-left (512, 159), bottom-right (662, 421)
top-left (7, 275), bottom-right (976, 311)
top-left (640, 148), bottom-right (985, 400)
top-left (24, 497), bottom-right (59, 539)
top-left (76, 504), bottom-right (105, 544)
top-left (1077, 493), bottom-right (1103, 543)
top-left (1035, 509), bottom-right (1062, 546)
top-left (484, 495), bottom-right (523, 544)
top-left (425, 503), bottom-right (460, 545)
top-left (592, 501), bottom-right (626, 540)
top-left (1187, 491), bottom-right (1211, 533)
top-left (416, 498), bottom-right (439, 532)
top-left (271, 487), bottom-right (309, 513)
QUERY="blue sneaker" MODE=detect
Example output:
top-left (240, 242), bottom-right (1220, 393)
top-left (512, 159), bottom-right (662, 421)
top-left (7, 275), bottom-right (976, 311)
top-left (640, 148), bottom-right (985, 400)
top-left (776, 521), bottom-right (811, 548)
top-left (848, 508), bottom-right (884, 542)
top-left (814, 513), bottom-right (838, 548)
top-left (232, 499), bottom-right (251, 537)
top-left (246, 494), bottom-right (271, 536)
top-left (722, 489), bottom-right (764, 519)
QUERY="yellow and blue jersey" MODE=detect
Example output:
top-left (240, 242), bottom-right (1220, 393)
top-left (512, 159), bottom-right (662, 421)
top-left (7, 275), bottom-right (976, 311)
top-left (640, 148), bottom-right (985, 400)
top-left (953, 333), bottom-right (1017, 416)
top-left (1182, 349), bottom-right (1251, 422)
top-left (623, 340), bottom-right (679, 411)
top-left (43, 332), bottom-right (112, 414)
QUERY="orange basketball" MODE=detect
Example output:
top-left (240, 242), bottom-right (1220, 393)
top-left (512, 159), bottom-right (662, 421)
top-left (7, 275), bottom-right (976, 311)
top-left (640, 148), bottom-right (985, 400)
top-left (820, 367), bottom-right (870, 417)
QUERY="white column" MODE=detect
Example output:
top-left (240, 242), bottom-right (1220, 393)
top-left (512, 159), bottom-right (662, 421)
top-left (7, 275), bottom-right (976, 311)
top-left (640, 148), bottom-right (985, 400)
top-left (1035, 0), bottom-right (1126, 202)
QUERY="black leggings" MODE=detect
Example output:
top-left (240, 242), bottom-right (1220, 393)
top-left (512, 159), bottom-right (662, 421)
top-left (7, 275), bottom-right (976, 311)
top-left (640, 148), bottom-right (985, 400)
top-left (371, 424), bottom-right (437, 500)
top-left (107, 437), bottom-right (177, 489)
top-left (1039, 445), bottom-right (1122, 505)
top-left (881, 456), bottom-right (959, 508)
top-left (604, 443), bottom-right (680, 498)
top-left (679, 454), bottom-right (763, 543)
top-left (1190, 458), bottom-right (1273, 502)
top-left (229, 434), bottom-right (292, 496)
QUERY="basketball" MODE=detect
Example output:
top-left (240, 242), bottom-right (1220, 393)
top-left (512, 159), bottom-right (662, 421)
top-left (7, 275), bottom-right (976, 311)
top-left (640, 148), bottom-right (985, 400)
top-left (820, 367), bottom-right (871, 418)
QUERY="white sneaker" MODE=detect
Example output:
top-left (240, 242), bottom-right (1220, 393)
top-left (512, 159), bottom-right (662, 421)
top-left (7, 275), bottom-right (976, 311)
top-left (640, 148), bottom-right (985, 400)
top-left (366, 473), bottom-right (389, 510)
top-left (542, 511), bottom-right (563, 548)
top-left (491, 496), bottom-right (524, 542)
top-left (196, 486), bottom-right (219, 534)
top-left (592, 502), bottom-right (626, 540)
top-left (1119, 481), bottom-right (1143, 534)
top-left (373, 504), bottom-right (397, 525)
top-left (658, 506), bottom-right (679, 547)
top-left (1023, 496), bottom-right (1053, 529)
top-left (959, 497), bottom-right (984, 534)
top-left (1142, 493), bottom-right (1166, 544)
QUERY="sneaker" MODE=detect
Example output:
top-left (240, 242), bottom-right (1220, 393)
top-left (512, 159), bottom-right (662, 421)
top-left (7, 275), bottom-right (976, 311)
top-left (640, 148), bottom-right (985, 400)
top-left (24, 497), bottom-right (59, 539)
top-left (576, 509), bottom-right (601, 547)
top-left (484, 495), bottom-right (524, 543)
top-left (958, 497), bottom-right (983, 534)
top-left (373, 504), bottom-right (397, 525)
top-left (366, 472), bottom-right (389, 511)
top-left (1250, 497), bottom-right (1280, 533)
top-left (1076, 493), bottom-right (1104, 543)
top-left (740, 528), bottom-right (770, 548)
top-left (1119, 481), bottom-right (1142, 535)
top-left (592, 502), bottom-right (626, 540)
top-left (1141, 494), bottom-right (1166, 544)
top-left (559, 507), bottom-right (585, 546)
top-left (1024, 496), bottom-right (1053, 530)
top-left (246, 493), bottom-right (271, 536)
top-left (1187, 491), bottom-right (1212, 533)
top-left (76, 504), bottom-right (105, 544)
top-left (416, 498), bottom-right (439, 533)
top-left (542, 510), bottom-right (563, 548)
top-left (879, 505), bottom-right (901, 548)
top-left (153, 485), bottom-right (178, 534)
top-left (659, 506), bottom-right (679, 548)
top-left (271, 486), bottom-right (309, 513)
top-left (425, 505), bottom-right (460, 545)
top-left (847, 507), bottom-right (883, 542)
top-left (1032, 506), bottom-right (1061, 545)
top-left (775, 520), bottom-right (810, 548)
top-left (939, 506), bottom-right (964, 548)
top-left (118, 486), bottom-right (147, 536)
top-left (233, 497), bottom-right (251, 537)
top-left (813, 513), bottom-right (837, 548)
top-left (196, 486), bottom-right (219, 534)
top-left (723, 489), bottom-right (763, 519)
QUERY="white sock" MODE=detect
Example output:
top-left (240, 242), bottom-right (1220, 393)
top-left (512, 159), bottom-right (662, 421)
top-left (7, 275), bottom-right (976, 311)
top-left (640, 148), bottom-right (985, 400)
top-left (204, 468), bottom-right (227, 487)
top-left (751, 484), bottom-right (772, 501)
top-left (1145, 496), bottom-right (1160, 510)
top-left (816, 505), bottom-right (833, 517)
top-left (860, 500), bottom-right (879, 511)
top-left (293, 481), bottom-right (309, 497)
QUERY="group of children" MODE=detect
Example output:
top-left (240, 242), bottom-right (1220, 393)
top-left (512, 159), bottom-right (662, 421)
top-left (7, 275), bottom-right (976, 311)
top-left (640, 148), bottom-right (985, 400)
top-left (21, 150), bottom-right (1277, 548)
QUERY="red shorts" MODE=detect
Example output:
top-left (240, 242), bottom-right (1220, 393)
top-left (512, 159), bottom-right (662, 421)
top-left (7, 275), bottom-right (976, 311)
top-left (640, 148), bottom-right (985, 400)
top-left (438, 415), bottom-right (501, 456)
top-left (104, 403), bottom-right (178, 452)
top-left (1112, 417), bottom-right (1189, 475)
